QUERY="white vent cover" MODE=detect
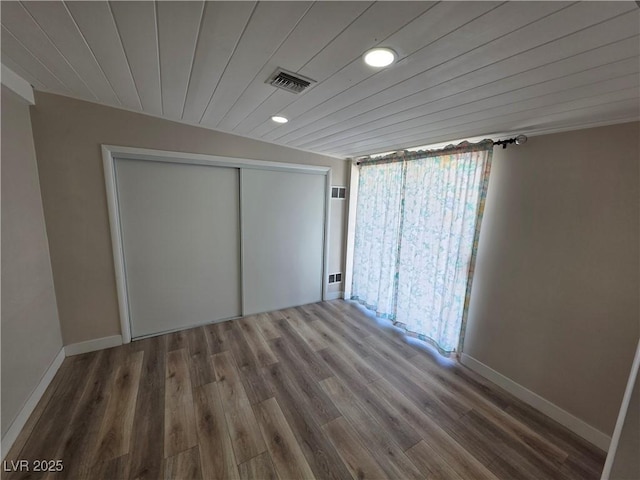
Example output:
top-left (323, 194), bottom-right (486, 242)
top-left (267, 68), bottom-right (315, 94)
top-left (331, 187), bottom-right (346, 199)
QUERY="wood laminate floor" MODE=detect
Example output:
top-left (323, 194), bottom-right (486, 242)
top-left (4, 300), bottom-right (606, 480)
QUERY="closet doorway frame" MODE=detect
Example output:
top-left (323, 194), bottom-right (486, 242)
top-left (102, 145), bottom-right (332, 344)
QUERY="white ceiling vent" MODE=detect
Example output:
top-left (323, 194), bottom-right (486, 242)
top-left (267, 68), bottom-right (315, 94)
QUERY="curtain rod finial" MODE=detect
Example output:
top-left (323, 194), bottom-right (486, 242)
top-left (493, 134), bottom-right (527, 149)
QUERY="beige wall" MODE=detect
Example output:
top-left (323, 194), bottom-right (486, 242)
top-left (464, 122), bottom-right (639, 437)
top-left (1, 86), bottom-right (63, 436)
top-left (30, 92), bottom-right (348, 346)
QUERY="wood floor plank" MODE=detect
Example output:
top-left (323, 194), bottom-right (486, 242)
top-left (323, 416), bottom-right (389, 480)
top-left (134, 335), bottom-right (167, 391)
top-left (318, 301), bottom-right (404, 351)
top-left (300, 304), bottom-right (371, 358)
top-left (408, 352), bottom-right (570, 468)
top-left (128, 336), bottom-right (166, 480)
top-left (320, 301), bottom-right (375, 338)
top-left (369, 377), bottom-right (500, 480)
top-left (225, 322), bottom-right (274, 404)
top-left (252, 312), bottom-right (282, 341)
top-left (236, 362), bottom-right (274, 406)
top-left (322, 301), bottom-right (387, 343)
top-left (167, 330), bottom-right (189, 351)
top-left (293, 306), bottom-right (337, 346)
top-left (318, 347), bottom-right (375, 390)
top-left (317, 347), bottom-right (422, 451)
top-left (106, 454), bottom-right (131, 479)
top-left (92, 351), bottom-right (144, 464)
top-left (89, 453), bottom-right (131, 480)
top-left (312, 331), bottom-right (380, 384)
top-left (353, 385), bottom-right (422, 452)
top-left (338, 301), bottom-right (519, 417)
top-left (54, 347), bottom-right (126, 477)
top-left (453, 364), bottom-right (515, 408)
top-left (255, 397), bottom-right (315, 480)
top-left (441, 408), bottom-right (552, 480)
top-left (504, 401), bottom-right (605, 476)
top-left (190, 350), bottom-right (217, 388)
top-left (486, 456), bottom-right (538, 480)
top-left (319, 376), bottom-right (423, 480)
top-left (163, 446), bottom-right (202, 480)
top-left (268, 314), bottom-right (333, 381)
top-left (329, 300), bottom-right (421, 359)
top-left (186, 326), bottom-right (209, 356)
top-left (411, 352), bottom-right (513, 413)
top-left (236, 316), bottom-right (278, 366)
top-left (434, 373), bottom-right (570, 478)
top-left (406, 440), bottom-right (465, 480)
top-left (193, 382), bottom-right (240, 480)
top-left (559, 456), bottom-right (603, 480)
top-left (204, 321), bottom-right (229, 354)
top-left (187, 326), bottom-right (217, 387)
top-left (164, 349), bottom-right (198, 458)
top-left (267, 344), bottom-right (341, 426)
top-left (280, 307), bottom-right (329, 351)
top-left (225, 404), bottom-right (267, 465)
top-left (444, 412), bottom-right (504, 468)
top-left (493, 446), bottom-right (569, 480)
top-left (238, 452), bottom-right (279, 480)
top-left (212, 351), bottom-right (251, 413)
top-left (463, 409), bottom-right (573, 480)
top-left (263, 363), bottom-right (353, 480)
top-left (364, 333), bottom-right (472, 421)
top-left (362, 342), bottom-right (467, 430)
top-left (268, 325), bottom-right (332, 382)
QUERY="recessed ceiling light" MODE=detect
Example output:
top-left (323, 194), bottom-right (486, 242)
top-left (363, 47), bottom-right (397, 68)
top-left (271, 115), bottom-right (288, 124)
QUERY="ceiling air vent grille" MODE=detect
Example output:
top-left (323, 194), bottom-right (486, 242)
top-left (268, 68), bottom-right (315, 94)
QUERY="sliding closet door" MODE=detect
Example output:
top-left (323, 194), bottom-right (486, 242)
top-left (114, 158), bottom-right (241, 338)
top-left (241, 169), bottom-right (326, 315)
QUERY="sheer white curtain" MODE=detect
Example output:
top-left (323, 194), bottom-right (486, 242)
top-left (351, 161), bottom-right (404, 317)
top-left (351, 142), bottom-right (492, 354)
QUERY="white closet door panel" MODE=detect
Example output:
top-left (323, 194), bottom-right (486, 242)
top-left (241, 169), bottom-right (325, 315)
top-left (115, 159), bottom-right (240, 338)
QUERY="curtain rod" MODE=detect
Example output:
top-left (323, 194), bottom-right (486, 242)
top-left (355, 135), bottom-right (528, 165)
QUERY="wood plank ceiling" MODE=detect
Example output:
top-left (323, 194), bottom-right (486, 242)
top-left (2, 1), bottom-right (639, 158)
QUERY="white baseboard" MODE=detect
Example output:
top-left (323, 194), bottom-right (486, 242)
top-left (460, 353), bottom-right (611, 451)
top-left (1, 348), bottom-right (65, 459)
top-left (64, 335), bottom-right (123, 356)
top-left (325, 291), bottom-right (344, 301)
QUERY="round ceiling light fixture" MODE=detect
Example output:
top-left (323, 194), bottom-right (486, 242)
top-left (363, 47), bottom-right (397, 68)
top-left (271, 115), bottom-right (288, 124)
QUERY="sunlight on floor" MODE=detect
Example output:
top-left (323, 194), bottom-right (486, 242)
top-left (343, 300), bottom-right (456, 367)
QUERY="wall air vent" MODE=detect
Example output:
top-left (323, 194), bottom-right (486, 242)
top-left (331, 186), bottom-right (346, 199)
top-left (267, 68), bottom-right (315, 94)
